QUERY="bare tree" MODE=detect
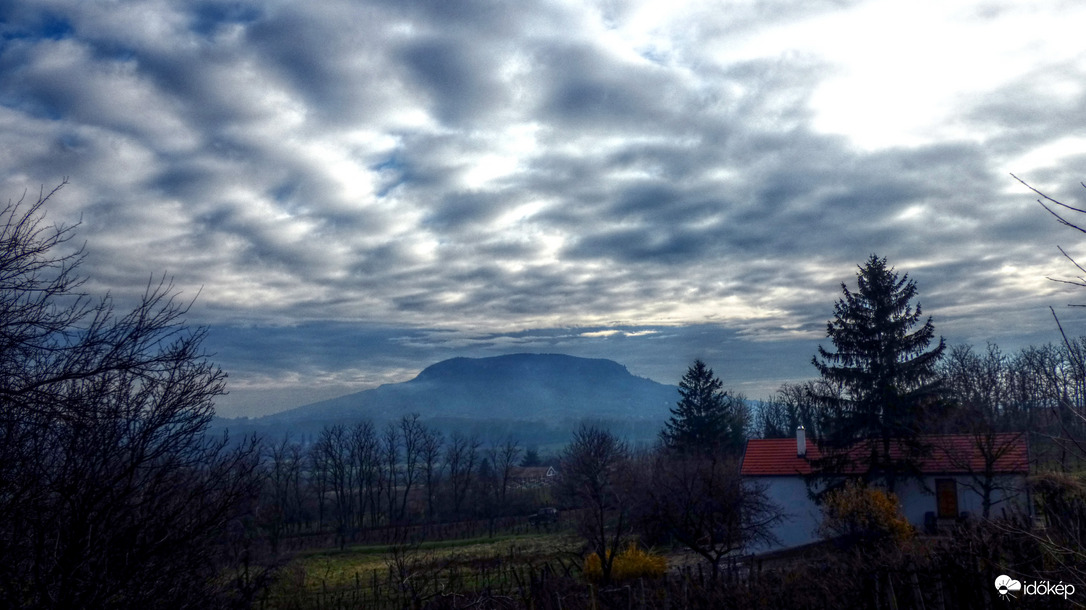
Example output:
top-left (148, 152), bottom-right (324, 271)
top-left (398, 414), bottom-right (426, 521)
top-left (308, 438), bottom-right (330, 533)
top-left (350, 421), bottom-right (381, 528)
top-left (476, 455), bottom-right (501, 534)
top-left (260, 434), bottom-right (305, 554)
top-left (955, 177), bottom-right (1086, 585)
top-left (381, 422), bottom-right (400, 523)
top-left (757, 381), bottom-right (822, 439)
top-left (315, 425), bottom-right (355, 547)
top-left (640, 449), bottom-right (781, 579)
top-left (1046, 331), bottom-right (1086, 464)
top-left (490, 436), bottom-right (522, 510)
top-left (0, 184), bottom-right (261, 609)
top-left (1017, 175), bottom-right (1086, 463)
top-left (939, 344), bottom-right (1030, 518)
top-left (444, 432), bottom-right (480, 520)
top-left (1010, 343), bottom-right (1066, 458)
top-left (560, 425), bottom-right (634, 585)
top-left (1015, 174), bottom-right (1086, 291)
top-left (419, 425), bottom-right (444, 524)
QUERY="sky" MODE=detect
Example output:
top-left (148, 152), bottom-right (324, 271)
top-left (2, 0), bottom-right (1086, 417)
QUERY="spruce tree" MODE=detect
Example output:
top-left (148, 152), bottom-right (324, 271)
top-left (661, 360), bottom-right (748, 454)
top-left (811, 255), bottom-right (946, 491)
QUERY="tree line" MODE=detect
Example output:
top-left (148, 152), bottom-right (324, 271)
top-left (256, 416), bottom-right (549, 552)
top-left (759, 339), bottom-right (1086, 466)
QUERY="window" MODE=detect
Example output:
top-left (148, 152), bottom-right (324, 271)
top-left (936, 478), bottom-right (958, 519)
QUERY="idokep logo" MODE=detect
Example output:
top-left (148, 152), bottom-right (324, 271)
top-left (995, 575), bottom-right (1022, 599)
top-left (995, 574), bottom-right (1076, 601)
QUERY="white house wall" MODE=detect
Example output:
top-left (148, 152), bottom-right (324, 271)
top-left (747, 474), bottom-right (1029, 554)
top-left (896, 474), bottom-right (1029, 524)
top-left (749, 476), bottom-right (822, 552)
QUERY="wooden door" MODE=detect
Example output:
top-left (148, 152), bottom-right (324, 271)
top-left (936, 478), bottom-right (958, 519)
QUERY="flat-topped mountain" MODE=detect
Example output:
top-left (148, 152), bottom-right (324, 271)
top-left (257, 353), bottom-right (676, 425)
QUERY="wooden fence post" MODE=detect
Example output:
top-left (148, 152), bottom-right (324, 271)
top-left (909, 570), bottom-right (925, 610)
top-left (886, 572), bottom-right (899, 610)
top-left (934, 577), bottom-right (947, 610)
top-left (682, 570), bottom-right (689, 608)
top-left (662, 572), bottom-right (669, 609)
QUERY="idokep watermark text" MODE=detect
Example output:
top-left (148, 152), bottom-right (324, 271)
top-left (995, 575), bottom-right (1076, 601)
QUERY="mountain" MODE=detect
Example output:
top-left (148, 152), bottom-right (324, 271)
top-left (215, 354), bottom-right (678, 446)
top-left (270, 353), bottom-right (674, 423)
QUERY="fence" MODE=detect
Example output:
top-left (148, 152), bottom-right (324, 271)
top-left (255, 551), bottom-right (1010, 610)
top-left (270, 514), bottom-right (562, 556)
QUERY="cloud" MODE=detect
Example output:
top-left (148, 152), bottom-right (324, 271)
top-left (2, 0), bottom-right (1086, 415)
top-left (580, 329), bottom-right (659, 338)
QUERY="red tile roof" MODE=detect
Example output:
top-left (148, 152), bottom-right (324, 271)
top-left (740, 433), bottom-right (1029, 476)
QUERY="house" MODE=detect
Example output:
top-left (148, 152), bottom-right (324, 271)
top-left (740, 427), bottom-right (1030, 552)
top-left (508, 466), bottom-right (558, 489)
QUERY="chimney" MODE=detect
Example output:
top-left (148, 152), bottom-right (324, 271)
top-left (796, 425), bottom-right (806, 457)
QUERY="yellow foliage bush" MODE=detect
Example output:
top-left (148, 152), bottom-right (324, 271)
top-left (819, 479), bottom-right (914, 548)
top-left (583, 542), bottom-right (667, 582)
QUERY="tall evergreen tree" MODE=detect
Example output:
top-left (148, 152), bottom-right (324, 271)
top-left (811, 255), bottom-right (946, 491)
top-left (661, 360), bottom-right (748, 454)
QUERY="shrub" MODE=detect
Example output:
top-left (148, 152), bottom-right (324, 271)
top-left (818, 480), bottom-right (914, 549)
top-left (1031, 471), bottom-right (1086, 528)
top-left (584, 542), bottom-right (667, 582)
top-left (1028, 471), bottom-right (1086, 579)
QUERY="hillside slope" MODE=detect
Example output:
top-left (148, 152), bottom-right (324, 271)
top-left (260, 353), bottom-right (676, 424)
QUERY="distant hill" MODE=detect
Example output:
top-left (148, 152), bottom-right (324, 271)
top-left (215, 354), bottom-right (678, 446)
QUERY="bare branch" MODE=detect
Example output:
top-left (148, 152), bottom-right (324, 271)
top-left (1013, 173), bottom-right (1086, 234)
top-left (0, 183), bottom-right (259, 607)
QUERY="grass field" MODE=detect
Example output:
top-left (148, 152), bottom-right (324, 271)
top-left (298, 532), bottom-right (579, 588)
top-left (260, 530), bottom-right (584, 608)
